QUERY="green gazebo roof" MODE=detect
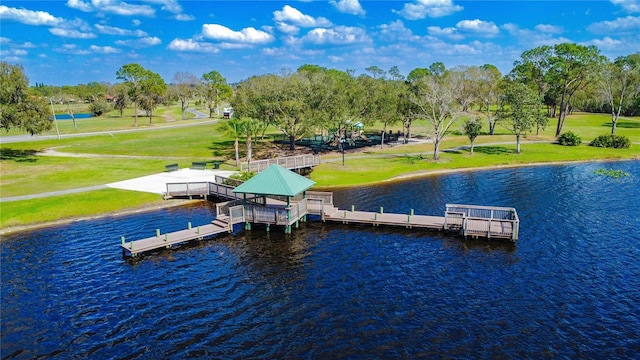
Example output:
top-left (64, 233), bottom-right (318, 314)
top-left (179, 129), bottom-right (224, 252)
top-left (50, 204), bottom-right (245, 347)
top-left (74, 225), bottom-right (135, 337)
top-left (232, 164), bottom-right (315, 197)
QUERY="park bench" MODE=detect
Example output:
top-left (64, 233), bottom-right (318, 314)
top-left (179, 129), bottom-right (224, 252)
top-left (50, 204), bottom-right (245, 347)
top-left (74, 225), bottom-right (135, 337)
top-left (165, 163), bottom-right (179, 172)
top-left (191, 162), bottom-right (207, 170)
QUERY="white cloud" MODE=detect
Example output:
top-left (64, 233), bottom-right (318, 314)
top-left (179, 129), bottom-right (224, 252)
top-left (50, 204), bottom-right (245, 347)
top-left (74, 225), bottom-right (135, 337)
top-left (427, 26), bottom-right (463, 40)
top-left (302, 26), bottom-right (370, 45)
top-left (393, 0), bottom-right (463, 20)
top-left (175, 13), bottom-right (194, 21)
top-left (377, 20), bottom-right (415, 42)
top-left (202, 24), bottom-right (274, 44)
top-left (535, 24), bottom-right (564, 34)
top-left (89, 45), bottom-right (120, 53)
top-left (95, 24), bottom-right (148, 37)
top-left (0, 5), bottom-right (63, 26)
top-left (330, 0), bottom-right (365, 16)
top-left (273, 5), bottom-right (332, 28)
top-left (66, 0), bottom-right (155, 17)
top-left (167, 38), bottom-right (220, 53)
top-left (277, 22), bottom-right (300, 35)
top-left (116, 36), bottom-right (161, 47)
top-left (587, 16), bottom-right (640, 34)
top-left (456, 19), bottom-right (499, 36)
top-left (586, 36), bottom-right (623, 50)
top-left (55, 44), bottom-right (91, 55)
top-left (610, 0), bottom-right (640, 13)
top-left (49, 28), bottom-right (97, 39)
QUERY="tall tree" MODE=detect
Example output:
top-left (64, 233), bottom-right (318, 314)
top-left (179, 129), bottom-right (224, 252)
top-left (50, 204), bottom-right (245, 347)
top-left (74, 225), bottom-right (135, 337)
top-left (597, 53), bottom-right (640, 134)
top-left (218, 118), bottom-right (244, 168)
top-left (173, 71), bottom-right (199, 120)
top-left (116, 63), bottom-right (148, 127)
top-left (497, 81), bottom-right (541, 153)
top-left (0, 62), bottom-right (52, 135)
top-left (202, 70), bottom-right (232, 118)
top-left (138, 70), bottom-right (167, 125)
top-left (409, 69), bottom-right (464, 160)
top-left (549, 43), bottom-right (602, 137)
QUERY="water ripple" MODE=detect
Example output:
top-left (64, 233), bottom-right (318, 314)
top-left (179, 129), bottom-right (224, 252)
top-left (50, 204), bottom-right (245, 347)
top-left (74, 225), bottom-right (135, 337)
top-left (2, 161), bottom-right (640, 359)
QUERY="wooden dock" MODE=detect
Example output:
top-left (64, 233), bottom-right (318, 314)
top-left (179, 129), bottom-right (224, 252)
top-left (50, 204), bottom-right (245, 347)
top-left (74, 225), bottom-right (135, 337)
top-left (124, 181), bottom-right (520, 257)
top-left (121, 203), bottom-right (245, 257)
top-left (321, 203), bottom-right (519, 241)
top-left (240, 154), bottom-right (320, 173)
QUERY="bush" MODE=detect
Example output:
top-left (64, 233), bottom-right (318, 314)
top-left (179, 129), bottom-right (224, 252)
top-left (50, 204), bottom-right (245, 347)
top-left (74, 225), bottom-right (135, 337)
top-left (557, 131), bottom-right (581, 146)
top-left (590, 134), bottom-right (631, 149)
top-left (89, 99), bottom-right (112, 116)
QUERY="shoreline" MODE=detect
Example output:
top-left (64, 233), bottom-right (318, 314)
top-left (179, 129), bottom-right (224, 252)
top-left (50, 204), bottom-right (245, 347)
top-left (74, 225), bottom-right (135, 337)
top-left (2, 158), bottom-right (637, 236)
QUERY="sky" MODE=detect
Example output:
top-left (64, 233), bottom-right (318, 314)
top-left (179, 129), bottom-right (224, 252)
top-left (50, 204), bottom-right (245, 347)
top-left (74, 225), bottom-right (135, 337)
top-left (1, 0), bottom-right (639, 86)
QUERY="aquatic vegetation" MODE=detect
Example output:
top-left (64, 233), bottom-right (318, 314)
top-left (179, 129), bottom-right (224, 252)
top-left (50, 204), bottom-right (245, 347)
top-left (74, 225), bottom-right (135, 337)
top-left (594, 168), bottom-right (630, 178)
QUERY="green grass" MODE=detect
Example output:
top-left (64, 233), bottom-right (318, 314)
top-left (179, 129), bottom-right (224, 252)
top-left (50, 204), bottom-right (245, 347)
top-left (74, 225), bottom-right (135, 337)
top-left (1, 110), bottom-right (639, 231)
top-left (311, 142), bottom-right (640, 187)
top-left (0, 189), bottom-right (165, 228)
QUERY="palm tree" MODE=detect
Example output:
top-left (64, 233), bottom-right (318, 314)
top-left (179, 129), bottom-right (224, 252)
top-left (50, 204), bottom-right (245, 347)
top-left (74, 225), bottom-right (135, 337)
top-left (218, 118), bottom-right (244, 168)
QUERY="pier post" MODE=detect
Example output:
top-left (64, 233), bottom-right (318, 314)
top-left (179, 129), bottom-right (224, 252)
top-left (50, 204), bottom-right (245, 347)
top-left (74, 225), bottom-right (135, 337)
top-left (164, 233), bottom-right (168, 242)
top-left (121, 236), bottom-right (125, 245)
top-left (188, 222), bottom-right (192, 230)
top-left (197, 226), bottom-right (200, 234)
top-left (351, 205), bottom-right (355, 212)
top-left (266, 224), bottom-right (270, 232)
top-left (156, 229), bottom-right (160, 237)
top-left (380, 207), bottom-right (384, 214)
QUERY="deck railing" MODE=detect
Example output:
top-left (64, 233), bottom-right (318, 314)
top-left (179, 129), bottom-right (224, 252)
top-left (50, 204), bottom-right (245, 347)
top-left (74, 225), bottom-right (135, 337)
top-left (445, 204), bottom-right (519, 241)
top-left (240, 155), bottom-right (320, 172)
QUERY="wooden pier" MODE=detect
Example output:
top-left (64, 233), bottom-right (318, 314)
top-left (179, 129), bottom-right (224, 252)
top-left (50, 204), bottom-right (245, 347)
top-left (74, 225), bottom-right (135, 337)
top-left (240, 154), bottom-right (320, 173)
top-left (122, 166), bottom-right (519, 257)
top-left (121, 202), bottom-right (245, 257)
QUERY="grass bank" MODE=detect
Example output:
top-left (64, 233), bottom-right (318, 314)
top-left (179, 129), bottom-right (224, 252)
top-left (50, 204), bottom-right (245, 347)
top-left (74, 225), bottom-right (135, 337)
top-left (1, 111), bottom-right (638, 232)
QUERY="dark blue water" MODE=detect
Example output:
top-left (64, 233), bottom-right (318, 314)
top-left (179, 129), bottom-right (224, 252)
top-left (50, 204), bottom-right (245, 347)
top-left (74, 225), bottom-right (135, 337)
top-left (2, 161), bottom-right (639, 359)
top-left (54, 113), bottom-right (93, 120)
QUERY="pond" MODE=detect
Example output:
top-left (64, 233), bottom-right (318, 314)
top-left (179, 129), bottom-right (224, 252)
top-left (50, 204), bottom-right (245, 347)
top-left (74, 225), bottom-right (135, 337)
top-left (2, 161), bottom-right (639, 359)
top-left (54, 113), bottom-right (93, 120)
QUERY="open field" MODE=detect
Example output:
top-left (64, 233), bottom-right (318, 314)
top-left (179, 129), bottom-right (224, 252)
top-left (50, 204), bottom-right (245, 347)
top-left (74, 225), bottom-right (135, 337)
top-left (1, 110), bottom-right (639, 231)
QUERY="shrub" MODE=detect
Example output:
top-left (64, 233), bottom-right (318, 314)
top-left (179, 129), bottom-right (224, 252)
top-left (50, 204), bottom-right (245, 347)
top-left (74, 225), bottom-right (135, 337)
top-left (89, 99), bottom-right (112, 116)
top-left (590, 134), bottom-right (631, 149)
top-left (557, 131), bottom-right (581, 146)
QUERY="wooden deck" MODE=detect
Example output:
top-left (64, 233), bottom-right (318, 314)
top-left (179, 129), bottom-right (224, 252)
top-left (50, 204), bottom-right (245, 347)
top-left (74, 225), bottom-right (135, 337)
top-left (124, 187), bottom-right (520, 257)
top-left (240, 154), bottom-right (320, 173)
top-left (121, 203), bottom-right (245, 257)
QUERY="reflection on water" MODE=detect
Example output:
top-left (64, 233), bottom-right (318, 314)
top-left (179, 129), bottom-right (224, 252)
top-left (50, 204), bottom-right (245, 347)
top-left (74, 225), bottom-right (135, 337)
top-left (2, 161), bottom-right (639, 359)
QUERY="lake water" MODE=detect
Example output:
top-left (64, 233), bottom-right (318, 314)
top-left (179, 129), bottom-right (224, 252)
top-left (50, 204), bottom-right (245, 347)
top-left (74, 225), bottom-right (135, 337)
top-left (54, 113), bottom-right (93, 120)
top-left (2, 161), bottom-right (639, 359)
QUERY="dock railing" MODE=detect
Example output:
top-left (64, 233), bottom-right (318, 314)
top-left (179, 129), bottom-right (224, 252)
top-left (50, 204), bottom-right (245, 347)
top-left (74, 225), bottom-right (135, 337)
top-left (445, 204), bottom-right (520, 241)
top-left (240, 155), bottom-right (320, 173)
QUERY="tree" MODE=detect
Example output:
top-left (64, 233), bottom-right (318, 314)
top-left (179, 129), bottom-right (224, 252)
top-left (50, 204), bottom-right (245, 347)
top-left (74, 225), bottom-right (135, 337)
top-left (116, 63), bottom-right (148, 127)
top-left (173, 71), bottom-right (199, 120)
top-left (462, 117), bottom-right (483, 154)
top-left (477, 64), bottom-right (502, 135)
top-left (202, 70), bottom-right (232, 118)
top-left (0, 62), bottom-right (53, 135)
top-left (549, 43), bottom-right (602, 137)
top-left (497, 82), bottom-right (541, 153)
top-left (89, 99), bottom-right (112, 116)
top-left (113, 83), bottom-right (129, 117)
top-left (597, 53), bottom-right (640, 134)
top-left (138, 70), bottom-right (167, 125)
top-left (218, 118), bottom-right (244, 168)
top-left (409, 69), bottom-right (464, 160)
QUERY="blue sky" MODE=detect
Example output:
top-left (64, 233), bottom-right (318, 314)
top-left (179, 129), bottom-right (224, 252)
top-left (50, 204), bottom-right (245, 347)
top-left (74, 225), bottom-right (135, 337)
top-left (1, 0), bottom-right (639, 86)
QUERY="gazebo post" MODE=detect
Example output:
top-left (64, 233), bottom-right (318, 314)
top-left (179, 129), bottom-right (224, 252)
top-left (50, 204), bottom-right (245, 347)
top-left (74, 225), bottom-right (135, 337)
top-left (243, 193), bottom-right (251, 230)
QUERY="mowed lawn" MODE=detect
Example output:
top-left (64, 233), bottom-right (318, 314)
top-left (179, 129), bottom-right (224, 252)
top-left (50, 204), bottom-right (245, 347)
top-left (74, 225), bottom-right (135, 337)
top-left (1, 111), bottom-right (639, 229)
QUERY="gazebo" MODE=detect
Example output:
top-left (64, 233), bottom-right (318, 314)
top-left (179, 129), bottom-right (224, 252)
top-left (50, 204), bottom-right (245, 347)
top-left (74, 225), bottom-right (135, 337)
top-left (232, 164), bottom-right (316, 233)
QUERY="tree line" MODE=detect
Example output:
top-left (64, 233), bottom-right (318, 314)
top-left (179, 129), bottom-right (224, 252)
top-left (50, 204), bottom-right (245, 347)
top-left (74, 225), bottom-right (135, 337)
top-left (2, 43), bottom-right (638, 159)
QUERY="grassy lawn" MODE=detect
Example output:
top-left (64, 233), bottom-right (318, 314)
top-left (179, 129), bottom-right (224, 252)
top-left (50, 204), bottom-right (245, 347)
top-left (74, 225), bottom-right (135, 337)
top-left (1, 109), bottom-right (638, 231)
top-left (312, 142), bottom-right (640, 187)
top-left (1, 189), bottom-right (165, 229)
